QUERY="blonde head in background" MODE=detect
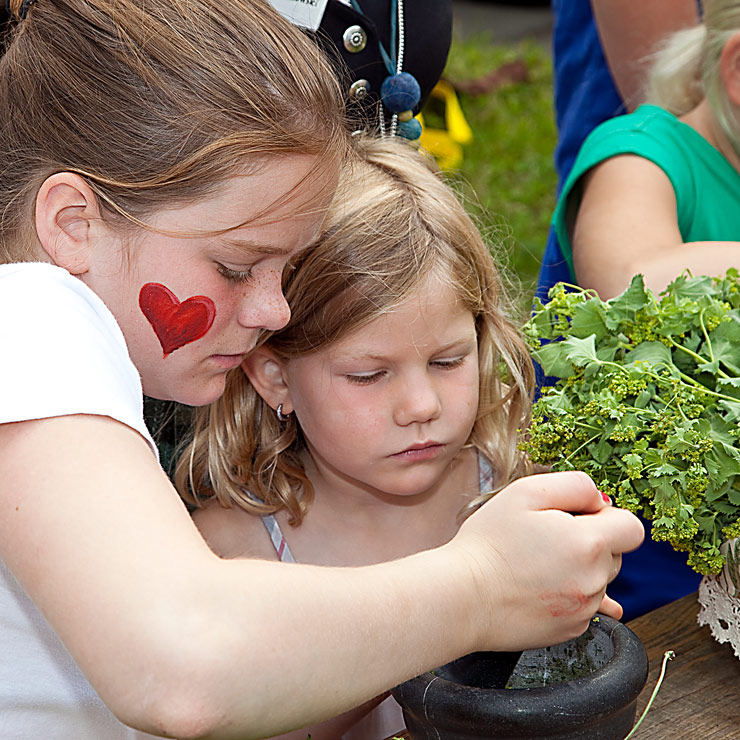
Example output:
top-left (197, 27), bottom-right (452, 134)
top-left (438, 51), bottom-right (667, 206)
top-left (647, 0), bottom-right (740, 157)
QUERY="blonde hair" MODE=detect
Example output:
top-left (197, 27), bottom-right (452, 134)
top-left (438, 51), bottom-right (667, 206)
top-left (0, 0), bottom-right (348, 260)
top-left (646, 1), bottom-right (740, 153)
top-left (176, 136), bottom-right (534, 524)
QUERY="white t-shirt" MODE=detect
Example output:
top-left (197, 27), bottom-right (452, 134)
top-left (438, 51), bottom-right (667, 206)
top-left (0, 262), bottom-right (159, 739)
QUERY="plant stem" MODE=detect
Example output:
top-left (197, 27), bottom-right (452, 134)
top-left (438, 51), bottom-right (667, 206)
top-left (699, 308), bottom-right (713, 362)
top-left (549, 282), bottom-right (601, 299)
top-left (623, 650), bottom-right (675, 739)
top-left (666, 337), bottom-right (732, 380)
top-left (563, 434), bottom-right (602, 465)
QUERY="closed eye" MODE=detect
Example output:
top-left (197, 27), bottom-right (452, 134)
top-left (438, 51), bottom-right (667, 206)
top-left (431, 355), bottom-right (467, 370)
top-left (345, 371), bottom-right (386, 385)
top-left (217, 264), bottom-right (254, 283)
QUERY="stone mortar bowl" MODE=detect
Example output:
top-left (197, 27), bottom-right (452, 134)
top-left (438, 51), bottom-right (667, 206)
top-left (391, 614), bottom-right (649, 740)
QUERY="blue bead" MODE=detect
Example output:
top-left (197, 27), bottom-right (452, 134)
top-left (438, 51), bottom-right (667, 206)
top-left (397, 117), bottom-right (422, 140)
top-left (380, 72), bottom-right (421, 113)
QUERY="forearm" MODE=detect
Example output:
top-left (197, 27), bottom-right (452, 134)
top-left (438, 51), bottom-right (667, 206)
top-left (637, 241), bottom-right (740, 295)
top-left (85, 548), bottom-right (481, 739)
top-left (578, 240), bottom-right (740, 299)
top-left (264, 694), bottom-right (389, 740)
top-left (590, 0), bottom-right (700, 109)
top-left (1, 418), bottom-right (481, 739)
top-left (59, 552), bottom-right (478, 739)
top-left (569, 155), bottom-right (728, 300)
top-left (180, 546), bottom-right (479, 740)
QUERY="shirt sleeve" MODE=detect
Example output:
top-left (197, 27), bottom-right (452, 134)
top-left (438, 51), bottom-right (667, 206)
top-left (0, 264), bottom-right (157, 457)
top-left (552, 106), bottom-right (697, 280)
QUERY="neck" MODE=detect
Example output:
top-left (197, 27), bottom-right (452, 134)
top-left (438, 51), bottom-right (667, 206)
top-left (680, 98), bottom-right (740, 174)
top-left (300, 446), bottom-right (479, 529)
top-left (272, 447), bottom-right (481, 567)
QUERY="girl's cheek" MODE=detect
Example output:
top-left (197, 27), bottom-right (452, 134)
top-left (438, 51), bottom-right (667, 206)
top-left (138, 282), bottom-right (216, 357)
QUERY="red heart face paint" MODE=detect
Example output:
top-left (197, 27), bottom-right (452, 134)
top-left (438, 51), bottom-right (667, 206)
top-left (139, 282), bottom-right (216, 357)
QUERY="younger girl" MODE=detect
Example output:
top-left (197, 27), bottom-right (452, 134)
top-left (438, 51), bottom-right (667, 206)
top-left (0, 0), bottom-right (643, 737)
top-left (181, 136), bottom-right (542, 738)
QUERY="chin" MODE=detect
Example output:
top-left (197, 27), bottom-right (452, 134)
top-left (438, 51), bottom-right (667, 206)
top-left (383, 478), bottom-right (441, 498)
top-left (151, 374), bottom-right (227, 407)
top-left (185, 381), bottom-right (228, 407)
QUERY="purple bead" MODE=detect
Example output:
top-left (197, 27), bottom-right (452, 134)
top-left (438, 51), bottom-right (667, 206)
top-left (380, 72), bottom-right (421, 113)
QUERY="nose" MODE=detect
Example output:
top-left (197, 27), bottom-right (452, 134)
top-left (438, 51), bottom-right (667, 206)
top-left (236, 269), bottom-right (291, 331)
top-left (393, 372), bottom-right (442, 427)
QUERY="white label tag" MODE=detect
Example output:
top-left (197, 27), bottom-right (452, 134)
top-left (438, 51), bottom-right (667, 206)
top-left (266, 0), bottom-right (329, 31)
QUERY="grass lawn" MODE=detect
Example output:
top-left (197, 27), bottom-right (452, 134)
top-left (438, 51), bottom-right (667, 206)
top-left (428, 34), bottom-right (556, 310)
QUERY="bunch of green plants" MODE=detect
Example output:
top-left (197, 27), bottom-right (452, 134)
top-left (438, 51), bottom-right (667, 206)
top-left (521, 271), bottom-right (740, 575)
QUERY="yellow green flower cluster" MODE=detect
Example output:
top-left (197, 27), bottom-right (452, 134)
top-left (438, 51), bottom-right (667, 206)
top-left (522, 271), bottom-right (740, 575)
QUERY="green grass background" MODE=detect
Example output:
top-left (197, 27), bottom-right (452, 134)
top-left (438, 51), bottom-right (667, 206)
top-left (431, 34), bottom-right (556, 309)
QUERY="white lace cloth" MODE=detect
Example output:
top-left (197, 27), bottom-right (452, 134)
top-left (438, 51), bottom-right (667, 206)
top-left (697, 538), bottom-right (740, 659)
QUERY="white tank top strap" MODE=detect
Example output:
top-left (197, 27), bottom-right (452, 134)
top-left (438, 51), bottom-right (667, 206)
top-left (241, 488), bottom-right (297, 563)
top-left (477, 451), bottom-right (495, 492)
top-left (260, 512), bottom-right (296, 563)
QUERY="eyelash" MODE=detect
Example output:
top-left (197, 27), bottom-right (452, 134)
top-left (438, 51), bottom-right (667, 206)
top-left (346, 372), bottom-right (385, 386)
top-left (345, 356), bottom-right (467, 385)
top-left (432, 356), bottom-right (467, 370)
top-left (217, 264), bottom-right (254, 283)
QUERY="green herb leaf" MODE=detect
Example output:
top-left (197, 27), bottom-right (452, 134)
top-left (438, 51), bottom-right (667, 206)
top-left (523, 271), bottom-right (740, 575)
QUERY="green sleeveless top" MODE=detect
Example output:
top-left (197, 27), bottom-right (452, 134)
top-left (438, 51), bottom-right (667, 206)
top-left (553, 104), bottom-right (740, 281)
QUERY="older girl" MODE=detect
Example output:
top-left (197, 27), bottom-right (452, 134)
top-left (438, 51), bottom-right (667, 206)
top-left (0, 1), bottom-right (642, 737)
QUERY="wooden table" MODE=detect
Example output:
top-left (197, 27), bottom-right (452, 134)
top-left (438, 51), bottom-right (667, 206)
top-left (627, 591), bottom-right (740, 738)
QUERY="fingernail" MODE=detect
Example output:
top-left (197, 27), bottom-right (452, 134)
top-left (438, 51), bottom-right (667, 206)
top-left (599, 491), bottom-right (612, 504)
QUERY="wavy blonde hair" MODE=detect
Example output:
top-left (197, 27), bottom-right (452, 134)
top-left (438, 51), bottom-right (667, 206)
top-left (646, 0), bottom-right (740, 156)
top-left (176, 136), bottom-right (534, 524)
top-left (0, 0), bottom-right (348, 260)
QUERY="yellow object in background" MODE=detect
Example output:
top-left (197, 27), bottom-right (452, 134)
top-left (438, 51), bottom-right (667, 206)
top-left (419, 80), bottom-right (473, 171)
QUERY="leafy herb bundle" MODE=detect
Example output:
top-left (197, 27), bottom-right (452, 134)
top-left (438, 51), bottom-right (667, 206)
top-left (522, 271), bottom-right (740, 575)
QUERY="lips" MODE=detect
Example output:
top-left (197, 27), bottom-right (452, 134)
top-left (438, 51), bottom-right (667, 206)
top-left (391, 442), bottom-right (445, 461)
top-left (404, 442), bottom-right (440, 452)
top-left (209, 353), bottom-right (247, 369)
top-left (212, 338), bottom-right (259, 360)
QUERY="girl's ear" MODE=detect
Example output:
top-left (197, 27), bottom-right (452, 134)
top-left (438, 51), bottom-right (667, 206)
top-left (241, 347), bottom-right (294, 415)
top-left (35, 172), bottom-right (106, 275)
top-left (720, 31), bottom-right (740, 107)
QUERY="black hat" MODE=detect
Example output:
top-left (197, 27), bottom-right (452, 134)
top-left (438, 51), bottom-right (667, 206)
top-left (310, 0), bottom-right (452, 127)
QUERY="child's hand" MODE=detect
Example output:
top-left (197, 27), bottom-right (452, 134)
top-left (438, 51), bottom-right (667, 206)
top-left (449, 471), bottom-right (644, 651)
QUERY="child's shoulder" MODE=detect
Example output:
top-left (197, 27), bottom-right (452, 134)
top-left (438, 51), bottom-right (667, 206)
top-left (192, 500), bottom-right (277, 561)
top-left (591, 104), bottom-right (676, 134)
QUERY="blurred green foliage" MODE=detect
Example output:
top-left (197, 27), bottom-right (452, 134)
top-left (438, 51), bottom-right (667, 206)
top-left (429, 34), bottom-right (556, 304)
